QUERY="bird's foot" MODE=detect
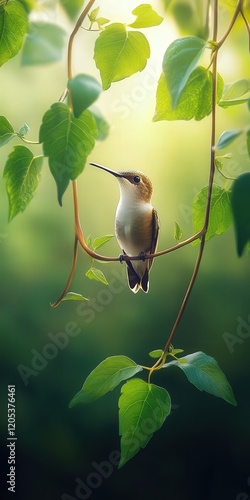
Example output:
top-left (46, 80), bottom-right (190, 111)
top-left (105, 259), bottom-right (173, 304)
top-left (118, 253), bottom-right (124, 263)
top-left (138, 251), bottom-right (146, 261)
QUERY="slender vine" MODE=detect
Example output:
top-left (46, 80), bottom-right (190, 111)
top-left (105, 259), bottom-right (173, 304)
top-left (1, 0), bottom-right (248, 469)
top-left (52, 0), bottom-right (249, 381)
top-left (148, 0), bottom-right (220, 377)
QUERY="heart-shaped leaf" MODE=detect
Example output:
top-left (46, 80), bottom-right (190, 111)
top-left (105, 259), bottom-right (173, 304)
top-left (39, 103), bottom-right (97, 205)
top-left (129, 4), bottom-right (163, 28)
top-left (119, 379), bottom-right (171, 467)
top-left (3, 146), bottom-right (43, 221)
top-left (94, 23), bottom-right (150, 90)
top-left (0, 1), bottom-right (28, 67)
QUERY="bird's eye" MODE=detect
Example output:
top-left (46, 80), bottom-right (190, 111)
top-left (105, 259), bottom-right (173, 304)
top-left (133, 176), bottom-right (140, 184)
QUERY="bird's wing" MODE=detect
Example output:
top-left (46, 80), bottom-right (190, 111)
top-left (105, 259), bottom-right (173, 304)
top-left (147, 208), bottom-right (159, 272)
top-left (150, 208), bottom-right (159, 255)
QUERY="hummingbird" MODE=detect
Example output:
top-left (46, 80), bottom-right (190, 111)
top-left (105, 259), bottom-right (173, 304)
top-left (90, 163), bottom-right (159, 293)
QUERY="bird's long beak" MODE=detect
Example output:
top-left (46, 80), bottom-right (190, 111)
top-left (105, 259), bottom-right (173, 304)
top-left (90, 162), bottom-right (123, 178)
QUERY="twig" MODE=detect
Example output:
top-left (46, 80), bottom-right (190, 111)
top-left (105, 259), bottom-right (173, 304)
top-left (217, 0), bottom-right (243, 48)
top-left (51, 236), bottom-right (79, 307)
top-left (67, 0), bottom-right (97, 80)
top-left (148, 0), bottom-right (220, 379)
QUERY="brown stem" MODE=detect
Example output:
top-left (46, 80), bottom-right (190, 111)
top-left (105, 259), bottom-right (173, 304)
top-left (67, 0), bottom-right (97, 80)
top-left (51, 236), bottom-right (79, 307)
top-left (51, 0), bottom-right (97, 306)
top-left (76, 220), bottom-right (204, 262)
top-left (149, 0), bottom-right (219, 378)
top-left (217, 0), bottom-right (243, 48)
top-left (240, 7), bottom-right (250, 50)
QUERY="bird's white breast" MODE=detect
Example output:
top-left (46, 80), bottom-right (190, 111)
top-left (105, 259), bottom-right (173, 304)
top-left (115, 199), bottom-right (153, 257)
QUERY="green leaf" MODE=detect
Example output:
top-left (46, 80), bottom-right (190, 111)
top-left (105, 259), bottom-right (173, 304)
top-left (219, 79), bottom-right (250, 108)
top-left (67, 74), bottom-right (102, 118)
top-left (222, 79), bottom-right (250, 100)
top-left (21, 22), bottom-right (66, 66)
top-left (215, 129), bottom-right (242, 150)
top-left (18, 0), bottom-right (36, 13)
top-left (164, 351), bottom-right (237, 406)
top-left (215, 154), bottom-right (233, 178)
top-left (0, 116), bottom-right (17, 147)
top-left (62, 292), bottom-right (89, 302)
top-left (174, 221), bottom-right (183, 241)
top-left (149, 349), bottom-right (163, 359)
top-left (154, 67), bottom-right (224, 122)
top-left (192, 185), bottom-right (232, 242)
top-left (85, 267), bottom-right (109, 285)
top-left (92, 234), bottom-right (114, 251)
top-left (89, 106), bottom-right (110, 141)
top-left (0, 1), bottom-right (29, 67)
top-left (69, 356), bottom-right (142, 407)
top-left (219, 97), bottom-right (250, 108)
top-left (95, 17), bottom-right (110, 28)
top-left (94, 23), bottom-right (150, 90)
top-left (86, 234), bottom-right (92, 247)
top-left (168, 347), bottom-right (184, 356)
top-left (128, 4), bottom-right (164, 28)
top-left (162, 36), bottom-right (207, 108)
top-left (247, 129), bottom-right (250, 157)
top-left (231, 172), bottom-right (250, 256)
top-left (88, 6), bottom-right (99, 22)
top-left (88, 8), bottom-right (110, 29)
top-left (167, 1), bottom-right (209, 39)
top-left (119, 379), bottom-right (171, 467)
top-left (3, 146), bottom-right (43, 221)
top-left (39, 103), bottom-right (97, 205)
top-left (59, 0), bottom-right (85, 21)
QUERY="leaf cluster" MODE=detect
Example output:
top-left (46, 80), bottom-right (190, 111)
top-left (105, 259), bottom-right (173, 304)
top-left (0, 0), bottom-right (249, 470)
top-left (69, 351), bottom-right (236, 467)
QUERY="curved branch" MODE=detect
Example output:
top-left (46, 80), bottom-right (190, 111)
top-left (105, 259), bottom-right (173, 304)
top-left (240, 7), bottom-right (250, 49)
top-left (51, 236), bottom-right (79, 307)
top-left (52, 0), bottom-right (97, 307)
top-left (217, 0), bottom-right (244, 48)
top-left (76, 220), bottom-right (204, 262)
top-left (149, 0), bottom-right (220, 378)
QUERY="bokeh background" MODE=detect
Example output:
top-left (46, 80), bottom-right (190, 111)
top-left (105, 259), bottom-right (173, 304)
top-left (1, 1), bottom-right (250, 499)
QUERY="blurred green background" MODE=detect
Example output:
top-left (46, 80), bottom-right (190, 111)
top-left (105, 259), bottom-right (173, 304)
top-left (1, 1), bottom-right (250, 499)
